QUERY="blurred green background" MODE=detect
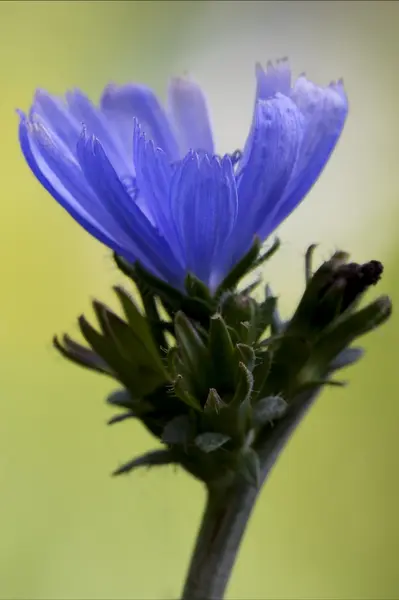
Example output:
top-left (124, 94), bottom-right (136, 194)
top-left (1, 0), bottom-right (398, 598)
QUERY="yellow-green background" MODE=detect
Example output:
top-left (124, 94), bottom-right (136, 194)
top-left (1, 1), bottom-right (398, 598)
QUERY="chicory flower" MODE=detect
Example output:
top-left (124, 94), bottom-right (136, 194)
top-left (18, 60), bottom-right (348, 291)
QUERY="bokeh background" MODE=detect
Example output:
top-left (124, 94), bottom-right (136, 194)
top-left (1, 1), bottom-right (398, 598)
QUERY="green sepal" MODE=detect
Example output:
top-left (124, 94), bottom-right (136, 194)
top-left (252, 237), bottom-right (280, 269)
top-left (252, 349), bottom-right (273, 400)
top-left (215, 237), bottom-right (261, 297)
top-left (112, 449), bottom-right (176, 476)
top-left (106, 389), bottom-right (153, 414)
top-left (311, 295), bottom-right (391, 372)
top-left (208, 314), bottom-right (236, 389)
top-left (230, 362), bottom-right (254, 439)
top-left (184, 272), bottom-right (214, 305)
top-left (204, 388), bottom-right (225, 413)
top-left (288, 250), bottom-right (350, 336)
top-left (114, 254), bottom-right (183, 309)
top-left (92, 300), bottom-right (151, 366)
top-left (174, 311), bottom-right (210, 397)
top-left (265, 284), bottom-right (284, 335)
top-left (295, 378), bottom-right (347, 394)
top-left (235, 344), bottom-right (256, 372)
top-left (305, 244), bottom-right (318, 283)
top-left (253, 296), bottom-right (278, 341)
top-left (113, 286), bottom-right (166, 374)
top-left (231, 362), bottom-right (254, 407)
top-left (173, 375), bottom-right (202, 411)
top-left (79, 313), bottom-right (164, 396)
top-left (107, 412), bottom-right (137, 425)
top-left (92, 300), bottom-right (168, 391)
top-left (135, 262), bottom-right (212, 325)
top-left (78, 314), bottom-right (133, 389)
top-left (260, 335), bottom-right (312, 398)
top-left (195, 432), bottom-right (231, 453)
top-left (53, 334), bottom-right (114, 376)
top-left (238, 321), bottom-right (251, 344)
top-left (239, 277), bottom-right (262, 297)
top-left (167, 346), bottom-right (183, 380)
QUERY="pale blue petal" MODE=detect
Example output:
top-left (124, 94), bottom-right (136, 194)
top-left (100, 83), bottom-right (179, 162)
top-left (32, 90), bottom-right (81, 151)
top-left (233, 94), bottom-right (304, 261)
top-left (255, 59), bottom-right (292, 100)
top-left (170, 151), bottom-right (237, 286)
top-left (18, 112), bottom-right (136, 261)
top-left (66, 90), bottom-right (130, 176)
top-left (168, 77), bottom-right (214, 155)
top-left (132, 120), bottom-right (184, 265)
top-left (267, 78), bottom-right (348, 233)
top-left (76, 132), bottom-right (183, 284)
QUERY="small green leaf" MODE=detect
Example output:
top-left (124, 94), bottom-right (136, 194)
top-left (253, 395), bottom-right (288, 427)
top-left (195, 432), bottom-right (230, 453)
top-left (112, 449), bottom-right (175, 476)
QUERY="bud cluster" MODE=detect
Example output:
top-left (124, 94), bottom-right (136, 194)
top-left (54, 240), bottom-right (391, 487)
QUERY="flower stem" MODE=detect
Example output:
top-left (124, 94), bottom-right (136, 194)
top-left (181, 388), bottom-right (320, 600)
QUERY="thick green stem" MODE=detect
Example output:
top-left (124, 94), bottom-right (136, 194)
top-left (181, 388), bottom-right (320, 600)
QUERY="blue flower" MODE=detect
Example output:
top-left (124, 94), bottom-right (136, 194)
top-left (18, 59), bottom-right (348, 291)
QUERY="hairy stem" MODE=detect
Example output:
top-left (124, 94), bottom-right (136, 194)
top-left (181, 388), bottom-right (320, 600)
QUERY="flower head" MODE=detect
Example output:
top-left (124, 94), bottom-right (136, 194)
top-left (18, 59), bottom-right (348, 291)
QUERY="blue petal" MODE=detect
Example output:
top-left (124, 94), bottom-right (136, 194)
top-left (233, 94), bottom-right (303, 260)
top-left (168, 77), bottom-right (214, 155)
top-left (18, 112), bottom-right (136, 261)
top-left (132, 120), bottom-right (184, 265)
top-left (100, 83), bottom-right (179, 162)
top-left (32, 90), bottom-right (81, 152)
top-left (170, 151), bottom-right (237, 286)
top-left (76, 130), bottom-right (183, 285)
top-left (255, 59), bottom-right (292, 99)
top-left (66, 90), bottom-right (130, 177)
top-left (267, 77), bottom-right (348, 234)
